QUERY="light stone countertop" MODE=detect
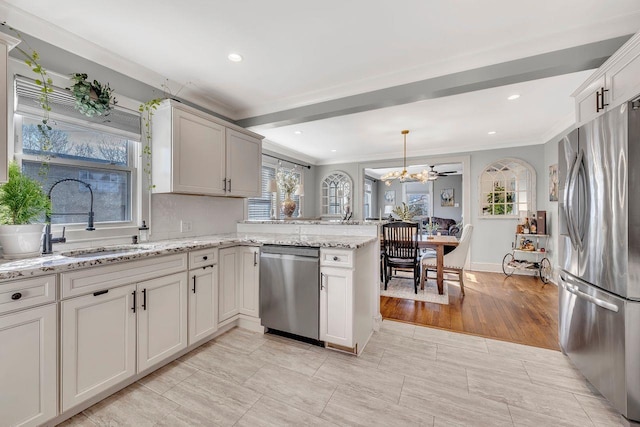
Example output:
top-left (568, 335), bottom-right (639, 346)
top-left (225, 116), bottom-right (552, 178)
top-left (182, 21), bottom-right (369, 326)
top-left (239, 220), bottom-right (387, 225)
top-left (0, 232), bottom-right (377, 281)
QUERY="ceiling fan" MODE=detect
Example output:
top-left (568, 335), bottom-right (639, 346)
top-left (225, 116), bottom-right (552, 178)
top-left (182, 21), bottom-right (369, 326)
top-left (427, 165), bottom-right (456, 180)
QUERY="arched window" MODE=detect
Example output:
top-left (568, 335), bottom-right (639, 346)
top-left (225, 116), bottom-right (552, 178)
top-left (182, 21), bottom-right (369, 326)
top-left (321, 171), bottom-right (352, 216)
top-left (479, 158), bottom-right (536, 217)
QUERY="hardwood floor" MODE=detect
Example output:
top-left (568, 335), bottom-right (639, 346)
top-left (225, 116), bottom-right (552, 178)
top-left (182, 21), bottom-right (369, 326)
top-left (380, 271), bottom-right (560, 350)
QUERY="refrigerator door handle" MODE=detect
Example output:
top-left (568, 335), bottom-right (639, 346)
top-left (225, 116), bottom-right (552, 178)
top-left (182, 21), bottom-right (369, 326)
top-left (576, 151), bottom-right (589, 247)
top-left (560, 275), bottom-right (620, 313)
top-left (564, 153), bottom-right (579, 249)
top-left (567, 150), bottom-right (584, 251)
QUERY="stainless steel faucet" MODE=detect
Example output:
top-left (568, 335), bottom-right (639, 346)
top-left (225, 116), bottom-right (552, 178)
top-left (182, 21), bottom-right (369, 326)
top-left (42, 178), bottom-right (95, 254)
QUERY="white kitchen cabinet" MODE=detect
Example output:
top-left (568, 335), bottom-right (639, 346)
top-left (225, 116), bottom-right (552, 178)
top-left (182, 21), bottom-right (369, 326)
top-left (226, 129), bottom-right (262, 197)
top-left (61, 284), bottom-right (136, 412)
top-left (188, 264), bottom-right (218, 345)
top-left (0, 303), bottom-right (57, 427)
top-left (320, 266), bottom-right (353, 348)
top-left (218, 247), bottom-right (239, 322)
top-left (573, 32), bottom-right (640, 126)
top-left (152, 100), bottom-right (262, 197)
top-left (238, 246), bottom-right (260, 317)
top-left (319, 243), bottom-right (377, 355)
top-left (137, 272), bottom-right (188, 372)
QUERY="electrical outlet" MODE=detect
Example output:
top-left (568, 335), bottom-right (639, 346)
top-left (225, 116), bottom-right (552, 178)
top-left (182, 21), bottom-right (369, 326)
top-left (180, 220), bottom-right (192, 233)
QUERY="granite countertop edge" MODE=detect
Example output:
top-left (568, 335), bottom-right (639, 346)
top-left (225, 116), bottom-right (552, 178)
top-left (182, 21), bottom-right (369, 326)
top-left (0, 233), bottom-right (377, 281)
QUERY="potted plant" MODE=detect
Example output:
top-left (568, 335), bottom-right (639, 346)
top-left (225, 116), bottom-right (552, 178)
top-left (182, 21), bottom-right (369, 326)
top-left (0, 163), bottom-right (50, 258)
top-left (69, 73), bottom-right (117, 117)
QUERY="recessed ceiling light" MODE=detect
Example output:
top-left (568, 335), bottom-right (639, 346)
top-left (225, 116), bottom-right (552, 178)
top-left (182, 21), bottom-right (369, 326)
top-left (293, 130), bottom-right (303, 135)
top-left (507, 94), bottom-right (520, 100)
top-left (331, 149), bottom-right (337, 152)
top-left (227, 53), bottom-right (243, 62)
top-left (488, 131), bottom-right (497, 135)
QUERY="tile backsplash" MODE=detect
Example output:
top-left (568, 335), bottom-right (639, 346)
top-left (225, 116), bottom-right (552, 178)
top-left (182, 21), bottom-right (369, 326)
top-left (150, 193), bottom-right (245, 240)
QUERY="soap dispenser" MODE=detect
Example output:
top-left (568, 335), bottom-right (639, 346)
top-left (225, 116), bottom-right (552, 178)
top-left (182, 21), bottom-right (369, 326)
top-left (138, 220), bottom-right (149, 243)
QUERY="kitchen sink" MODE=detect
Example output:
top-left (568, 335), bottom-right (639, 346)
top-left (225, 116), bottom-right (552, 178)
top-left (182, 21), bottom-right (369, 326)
top-left (60, 245), bottom-right (154, 258)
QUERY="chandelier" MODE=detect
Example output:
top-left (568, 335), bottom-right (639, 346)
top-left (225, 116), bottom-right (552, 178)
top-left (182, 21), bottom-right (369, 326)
top-left (381, 130), bottom-right (432, 186)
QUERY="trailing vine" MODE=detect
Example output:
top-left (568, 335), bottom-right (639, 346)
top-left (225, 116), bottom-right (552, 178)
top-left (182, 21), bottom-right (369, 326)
top-left (69, 73), bottom-right (117, 117)
top-left (1, 23), bottom-right (53, 179)
top-left (139, 98), bottom-right (162, 190)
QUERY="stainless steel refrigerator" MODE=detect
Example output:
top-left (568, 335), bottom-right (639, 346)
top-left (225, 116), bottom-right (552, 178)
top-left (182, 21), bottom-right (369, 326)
top-left (559, 99), bottom-right (640, 423)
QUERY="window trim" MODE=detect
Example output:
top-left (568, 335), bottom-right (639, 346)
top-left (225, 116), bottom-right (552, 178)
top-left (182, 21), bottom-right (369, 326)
top-left (478, 157), bottom-right (536, 219)
top-left (14, 114), bottom-right (140, 234)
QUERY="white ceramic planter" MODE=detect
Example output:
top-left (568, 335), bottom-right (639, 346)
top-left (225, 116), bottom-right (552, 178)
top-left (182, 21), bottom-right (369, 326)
top-left (0, 224), bottom-right (45, 259)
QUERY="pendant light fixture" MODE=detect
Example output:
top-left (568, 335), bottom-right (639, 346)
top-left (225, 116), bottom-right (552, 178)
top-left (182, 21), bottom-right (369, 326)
top-left (381, 130), bottom-right (430, 186)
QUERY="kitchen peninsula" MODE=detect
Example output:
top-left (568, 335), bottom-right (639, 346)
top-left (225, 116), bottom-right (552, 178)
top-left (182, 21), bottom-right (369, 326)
top-left (0, 230), bottom-right (379, 426)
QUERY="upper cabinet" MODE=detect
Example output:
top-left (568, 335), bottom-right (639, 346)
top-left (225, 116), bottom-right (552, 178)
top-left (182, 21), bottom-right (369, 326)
top-left (573, 32), bottom-right (640, 126)
top-left (152, 100), bottom-right (263, 197)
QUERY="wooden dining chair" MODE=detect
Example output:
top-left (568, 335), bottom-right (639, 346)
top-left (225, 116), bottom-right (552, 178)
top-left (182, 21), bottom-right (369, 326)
top-left (422, 224), bottom-right (473, 295)
top-left (382, 222), bottom-right (420, 293)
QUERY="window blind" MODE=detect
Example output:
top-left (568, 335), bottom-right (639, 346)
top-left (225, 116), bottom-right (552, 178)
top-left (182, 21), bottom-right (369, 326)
top-left (248, 165), bottom-right (276, 219)
top-left (15, 76), bottom-right (142, 140)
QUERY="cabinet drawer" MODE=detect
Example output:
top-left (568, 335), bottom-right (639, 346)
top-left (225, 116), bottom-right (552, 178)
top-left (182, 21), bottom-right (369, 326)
top-left (320, 249), bottom-right (354, 268)
top-left (61, 253), bottom-right (188, 298)
top-left (0, 275), bottom-right (56, 315)
top-left (189, 248), bottom-right (218, 269)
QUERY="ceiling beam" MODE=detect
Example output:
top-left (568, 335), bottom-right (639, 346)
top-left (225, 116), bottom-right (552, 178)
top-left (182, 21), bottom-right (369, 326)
top-left (237, 35), bottom-right (631, 129)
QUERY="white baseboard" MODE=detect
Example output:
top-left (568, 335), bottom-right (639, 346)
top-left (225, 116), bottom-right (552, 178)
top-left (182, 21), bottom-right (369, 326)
top-left (470, 262), bottom-right (539, 276)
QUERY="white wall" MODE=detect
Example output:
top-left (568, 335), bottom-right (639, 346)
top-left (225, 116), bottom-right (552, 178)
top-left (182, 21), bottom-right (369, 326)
top-left (150, 194), bottom-right (244, 240)
top-left (433, 175), bottom-right (462, 222)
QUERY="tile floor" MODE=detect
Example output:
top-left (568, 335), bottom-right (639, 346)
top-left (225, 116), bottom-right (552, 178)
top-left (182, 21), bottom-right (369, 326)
top-left (59, 321), bottom-right (625, 426)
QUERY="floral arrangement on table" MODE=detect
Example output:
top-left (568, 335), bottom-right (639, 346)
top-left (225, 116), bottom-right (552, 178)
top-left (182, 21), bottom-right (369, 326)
top-left (392, 202), bottom-right (419, 221)
top-left (276, 168), bottom-right (299, 197)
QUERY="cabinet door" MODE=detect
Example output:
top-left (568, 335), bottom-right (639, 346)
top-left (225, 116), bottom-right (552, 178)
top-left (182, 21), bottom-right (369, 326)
top-left (320, 267), bottom-right (353, 348)
top-left (188, 265), bottom-right (218, 345)
top-left (0, 304), bottom-right (56, 427)
top-left (61, 285), bottom-right (136, 412)
top-left (172, 108), bottom-right (226, 195)
top-left (225, 129), bottom-right (261, 197)
top-left (138, 273), bottom-right (188, 372)
top-left (609, 49), bottom-right (640, 109)
top-left (219, 247), bottom-right (239, 322)
top-left (238, 246), bottom-right (260, 317)
top-left (575, 75), bottom-right (607, 126)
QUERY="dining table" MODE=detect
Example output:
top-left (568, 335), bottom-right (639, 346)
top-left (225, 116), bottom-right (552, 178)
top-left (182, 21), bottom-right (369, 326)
top-left (418, 234), bottom-right (459, 294)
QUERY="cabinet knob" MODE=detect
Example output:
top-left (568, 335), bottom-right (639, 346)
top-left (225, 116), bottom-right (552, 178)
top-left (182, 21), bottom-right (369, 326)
top-left (11, 292), bottom-right (22, 300)
top-left (333, 256), bottom-right (339, 261)
top-left (202, 256), bottom-right (208, 261)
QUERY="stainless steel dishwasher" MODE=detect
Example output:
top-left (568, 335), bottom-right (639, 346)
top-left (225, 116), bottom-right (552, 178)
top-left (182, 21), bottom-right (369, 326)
top-left (259, 245), bottom-right (320, 340)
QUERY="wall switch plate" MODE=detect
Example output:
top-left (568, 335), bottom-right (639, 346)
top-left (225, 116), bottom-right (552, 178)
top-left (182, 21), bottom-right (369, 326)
top-left (180, 220), bottom-right (192, 233)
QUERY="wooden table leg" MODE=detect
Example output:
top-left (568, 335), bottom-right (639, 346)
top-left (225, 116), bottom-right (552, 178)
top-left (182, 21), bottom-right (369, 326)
top-left (437, 245), bottom-right (444, 294)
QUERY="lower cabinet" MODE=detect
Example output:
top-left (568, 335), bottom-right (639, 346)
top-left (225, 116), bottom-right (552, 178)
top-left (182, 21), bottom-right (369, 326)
top-left (238, 246), bottom-right (259, 317)
top-left (61, 284), bottom-right (137, 411)
top-left (188, 264), bottom-right (218, 344)
top-left (137, 272), bottom-right (188, 372)
top-left (319, 243), bottom-right (376, 354)
top-left (219, 246), bottom-right (260, 323)
top-left (0, 303), bottom-right (57, 427)
top-left (319, 266), bottom-right (353, 348)
top-left (219, 247), bottom-right (239, 322)
top-left (61, 272), bottom-right (188, 411)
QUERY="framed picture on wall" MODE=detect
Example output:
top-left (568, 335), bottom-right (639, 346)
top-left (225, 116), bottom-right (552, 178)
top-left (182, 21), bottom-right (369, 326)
top-left (549, 164), bottom-right (559, 201)
top-left (441, 188), bottom-right (454, 207)
top-left (384, 190), bottom-right (395, 204)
